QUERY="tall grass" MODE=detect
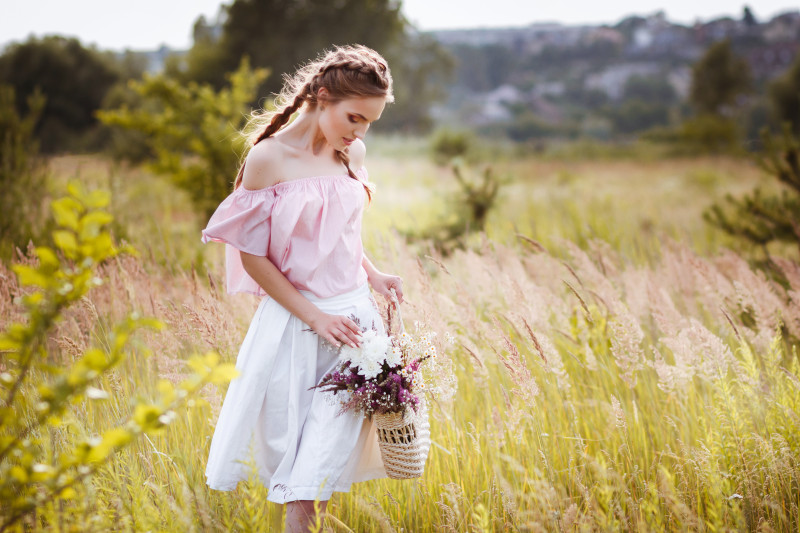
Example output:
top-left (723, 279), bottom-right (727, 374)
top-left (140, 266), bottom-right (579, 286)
top-left (3, 150), bottom-right (798, 531)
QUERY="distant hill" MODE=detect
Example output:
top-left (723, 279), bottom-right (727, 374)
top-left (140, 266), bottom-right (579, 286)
top-left (427, 9), bottom-right (800, 137)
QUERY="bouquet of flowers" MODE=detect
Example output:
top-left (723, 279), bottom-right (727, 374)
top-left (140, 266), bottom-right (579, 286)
top-left (313, 298), bottom-right (444, 479)
top-left (314, 327), bottom-right (435, 419)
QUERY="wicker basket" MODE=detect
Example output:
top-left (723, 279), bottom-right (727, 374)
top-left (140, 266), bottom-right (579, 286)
top-left (375, 399), bottom-right (430, 479)
top-left (375, 288), bottom-right (431, 479)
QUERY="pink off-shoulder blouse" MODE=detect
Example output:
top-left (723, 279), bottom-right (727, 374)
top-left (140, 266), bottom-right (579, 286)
top-left (201, 168), bottom-right (369, 299)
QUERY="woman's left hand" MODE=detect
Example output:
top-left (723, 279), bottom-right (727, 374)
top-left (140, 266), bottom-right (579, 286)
top-left (368, 271), bottom-right (404, 304)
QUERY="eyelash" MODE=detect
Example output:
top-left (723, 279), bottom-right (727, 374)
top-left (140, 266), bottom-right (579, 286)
top-left (348, 115), bottom-right (359, 124)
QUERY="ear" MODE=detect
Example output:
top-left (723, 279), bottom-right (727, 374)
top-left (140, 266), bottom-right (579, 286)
top-left (317, 86), bottom-right (330, 108)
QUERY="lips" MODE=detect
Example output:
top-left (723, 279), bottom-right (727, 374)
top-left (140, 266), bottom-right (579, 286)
top-left (343, 137), bottom-right (354, 146)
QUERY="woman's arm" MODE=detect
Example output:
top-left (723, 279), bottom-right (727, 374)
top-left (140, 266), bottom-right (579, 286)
top-left (362, 254), bottom-right (404, 303)
top-left (240, 252), bottom-right (362, 348)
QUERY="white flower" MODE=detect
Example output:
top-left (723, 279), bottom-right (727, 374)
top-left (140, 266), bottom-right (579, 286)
top-left (339, 344), bottom-right (360, 365)
top-left (359, 358), bottom-right (382, 379)
top-left (385, 346), bottom-right (403, 367)
top-left (339, 329), bottom-right (393, 380)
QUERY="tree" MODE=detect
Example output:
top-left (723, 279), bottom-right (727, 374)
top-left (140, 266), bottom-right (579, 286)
top-left (98, 59), bottom-right (268, 218)
top-left (0, 36), bottom-right (123, 152)
top-left (689, 40), bottom-right (752, 116)
top-left (174, 0), bottom-right (449, 131)
top-left (623, 75), bottom-right (677, 104)
top-left (378, 32), bottom-right (454, 133)
top-left (768, 52), bottom-right (800, 136)
top-left (606, 75), bottom-right (676, 135)
top-left (704, 124), bottom-right (800, 255)
top-left (743, 6), bottom-right (758, 27)
top-left (178, 0), bottom-right (405, 95)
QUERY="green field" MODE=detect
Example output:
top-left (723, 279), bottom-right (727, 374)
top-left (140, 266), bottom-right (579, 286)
top-left (3, 142), bottom-right (799, 531)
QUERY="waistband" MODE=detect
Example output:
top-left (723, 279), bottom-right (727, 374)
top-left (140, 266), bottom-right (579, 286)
top-left (298, 283), bottom-right (371, 311)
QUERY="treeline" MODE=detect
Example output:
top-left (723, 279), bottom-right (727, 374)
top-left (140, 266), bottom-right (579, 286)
top-left (0, 0), bottom-right (452, 155)
top-left (0, 36), bottom-right (146, 153)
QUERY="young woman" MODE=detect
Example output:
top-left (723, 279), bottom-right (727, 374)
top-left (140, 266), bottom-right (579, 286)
top-left (201, 45), bottom-right (402, 531)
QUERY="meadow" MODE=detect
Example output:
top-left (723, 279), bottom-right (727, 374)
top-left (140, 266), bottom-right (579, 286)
top-left (3, 140), bottom-right (799, 531)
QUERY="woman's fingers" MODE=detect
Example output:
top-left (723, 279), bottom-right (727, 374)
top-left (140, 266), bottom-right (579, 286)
top-left (389, 281), bottom-right (404, 304)
top-left (344, 317), bottom-right (361, 335)
top-left (333, 317), bottom-right (361, 348)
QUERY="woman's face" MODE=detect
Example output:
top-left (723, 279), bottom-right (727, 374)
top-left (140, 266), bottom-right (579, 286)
top-left (317, 92), bottom-right (387, 151)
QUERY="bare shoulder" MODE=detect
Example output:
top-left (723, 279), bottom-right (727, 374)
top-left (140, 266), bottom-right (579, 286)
top-left (348, 138), bottom-right (367, 171)
top-left (241, 138), bottom-right (284, 190)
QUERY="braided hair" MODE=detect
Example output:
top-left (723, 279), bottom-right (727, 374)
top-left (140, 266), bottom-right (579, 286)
top-left (234, 45), bottom-right (393, 198)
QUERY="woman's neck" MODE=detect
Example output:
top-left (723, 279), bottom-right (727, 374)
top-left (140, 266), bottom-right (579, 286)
top-left (276, 108), bottom-right (332, 157)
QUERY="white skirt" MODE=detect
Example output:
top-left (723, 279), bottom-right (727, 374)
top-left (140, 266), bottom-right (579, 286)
top-left (204, 283), bottom-right (388, 503)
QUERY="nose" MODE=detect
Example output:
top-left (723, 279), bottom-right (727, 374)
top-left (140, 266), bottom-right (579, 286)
top-left (354, 123), bottom-right (369, 139)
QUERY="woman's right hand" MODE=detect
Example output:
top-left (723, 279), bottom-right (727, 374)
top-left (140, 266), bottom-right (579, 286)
top-left (309, 312), bottom-right (362, 349)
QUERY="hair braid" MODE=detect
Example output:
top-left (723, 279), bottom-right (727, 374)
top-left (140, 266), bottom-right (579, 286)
top-left (335, 148), bottom-right (373, 202)
top-left (235, 45), bottom-right (392, 195)
top-left (234, 86), bottom-right (311, 189)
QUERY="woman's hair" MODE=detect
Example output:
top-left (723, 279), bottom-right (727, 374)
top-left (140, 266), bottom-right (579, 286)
top-left (234, 44), bottom-right (393, 195)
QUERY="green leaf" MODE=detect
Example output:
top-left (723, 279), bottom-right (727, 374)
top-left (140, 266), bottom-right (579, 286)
top-left (209, 363), bottom-right (240, 385)
top-left (35, 246), bottom-right (60, 269)
top-left (81, 349), bottom-right (108, 372)
top-left (101, 427), bottom-right (134, 449)
top-left (79, 211), bottom-right (114, 240)
top-left (53, 230), bottom-right (78, 256)
top-left (87, 233), bottom-right (116, 261)
top-left (12, 264), bottom-right (48, 288)
top-left (51, 197), bottom-right (81, 230)
top-left (133, 404), bottom-right (163, 430)
top-left (10, 465), bottom-right (28, 482)
top-left (84, 189), bottom-right (111, 209)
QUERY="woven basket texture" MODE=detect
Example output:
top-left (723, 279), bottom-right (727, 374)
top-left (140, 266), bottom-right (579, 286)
top-left (375, 400), bottom-right (430, 479)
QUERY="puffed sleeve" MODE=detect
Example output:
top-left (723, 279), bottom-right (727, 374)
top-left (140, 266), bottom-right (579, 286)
top-left (201, 187), bottom-right (275, 296)
top-left (201, 187), bottom-right (275, 256)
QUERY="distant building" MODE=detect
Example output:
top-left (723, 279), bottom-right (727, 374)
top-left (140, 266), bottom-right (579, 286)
top-left (764, 11), bottom-right (800, 43)
top-left (584, 63), bottom-right (661, 100)
top-left (748, 42), bottom-right (799, 79)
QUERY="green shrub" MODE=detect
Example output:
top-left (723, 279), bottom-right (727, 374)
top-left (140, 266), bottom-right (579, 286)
top-left (97, 58), bottom-right (268, 218)
top-left (0, 182), bottom-right (236, 531)
top-left (405, 161), bottom-right (503, 254)
top-left (0, 84), bottom-right (47, 256)
top-left (704, 124), bottom-right (800, 258)
top-left (429, 128), bottom-right (473, 165)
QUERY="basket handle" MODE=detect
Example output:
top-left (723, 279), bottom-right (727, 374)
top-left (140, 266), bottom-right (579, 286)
top-left (388, 288), bottom-right (405, 335)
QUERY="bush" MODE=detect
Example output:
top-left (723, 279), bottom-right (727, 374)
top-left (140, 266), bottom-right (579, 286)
top-left (429, 128), bottom-right (473, 165)
top-left (647, 114), bottom-right (744, 155)
top-left (405, 161), bottom-right (503, 255)
top-left (0, 183), bottom-right (236, 530)
top-left (0, 84), bottom-right (47, 256)
top-left (98, 58), bottom-right (268, 218)
top-left (704, 124), bottom-right (800, 256)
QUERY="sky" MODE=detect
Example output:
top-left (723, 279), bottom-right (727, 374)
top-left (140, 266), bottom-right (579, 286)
top-left (1, 0), bottom-right (798, 51)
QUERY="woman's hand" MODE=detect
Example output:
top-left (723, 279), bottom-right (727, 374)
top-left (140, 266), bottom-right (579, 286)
top-left (367, 271), bottom-right (404, 304)
top-left (308, 311), bottom-right (362, 348)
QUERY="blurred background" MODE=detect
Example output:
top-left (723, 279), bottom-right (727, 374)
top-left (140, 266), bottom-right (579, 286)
top-left (2, 0), bottom-right (799, 151)
top-left (1, 0), bottom-right (799, 262)
top-left (3, 2), bottom-right (800, 531)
